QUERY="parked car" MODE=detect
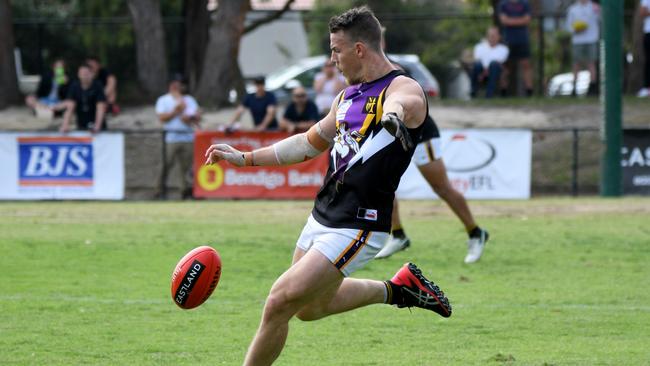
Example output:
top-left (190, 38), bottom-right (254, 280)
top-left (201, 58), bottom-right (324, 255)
top-left (547, 70), bottom-right (591, 97)
top-left (235, 54), bottom-right (440, 104)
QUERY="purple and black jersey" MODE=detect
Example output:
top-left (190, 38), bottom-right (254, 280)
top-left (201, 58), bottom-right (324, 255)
top-left (311, 70), bottom-right (426, 232)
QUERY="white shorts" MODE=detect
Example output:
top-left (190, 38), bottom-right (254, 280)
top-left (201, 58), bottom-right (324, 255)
top-left (412, 138), bottom-right (443, 166)
top-left (296, 215), bottom-right (389, 277)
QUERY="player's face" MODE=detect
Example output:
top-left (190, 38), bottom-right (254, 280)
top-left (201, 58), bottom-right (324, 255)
top-left (330, 31), bottom-right (362, 85)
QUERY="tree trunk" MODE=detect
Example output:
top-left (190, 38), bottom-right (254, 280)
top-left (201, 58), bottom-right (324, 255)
top-left (195, 0), bottom-right (250, 107)
top-left (183, 0), bottom-right (210, 93)
top-left (127, 0), bottom-right (168, 98)
top-left (0, 0), bottom-right (21, 109)
top-left (627, 3), bottom-right (645, 94)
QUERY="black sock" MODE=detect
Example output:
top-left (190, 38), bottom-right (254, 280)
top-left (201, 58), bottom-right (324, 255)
top-left (384, 280), bottom-right (404, 305)
top-left (391, 228), bottom-right (406, 239)
top-left (468, 226), bottom-right (482, 239)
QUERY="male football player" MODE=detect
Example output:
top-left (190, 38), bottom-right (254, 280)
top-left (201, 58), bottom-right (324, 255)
top-left (205, 7), bottom-right (451, 365)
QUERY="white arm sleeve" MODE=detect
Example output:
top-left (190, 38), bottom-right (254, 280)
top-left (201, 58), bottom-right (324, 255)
top-left (272, 133), bottom-right (322, 165)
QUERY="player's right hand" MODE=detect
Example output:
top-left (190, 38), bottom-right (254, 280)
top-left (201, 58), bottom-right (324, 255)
top-left (205, 144), bottom-right (246, 167)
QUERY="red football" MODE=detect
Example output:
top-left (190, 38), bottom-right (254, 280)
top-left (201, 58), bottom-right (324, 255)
top-left (171, 246), bottom-right (222, 309)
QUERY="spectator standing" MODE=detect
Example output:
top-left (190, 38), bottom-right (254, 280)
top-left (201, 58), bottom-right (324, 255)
top-left (471, 27), bottom-right (510, 98)
top-left (228, 76), bottom-right (278, 131)
top-left (279, 86), bottom-right (319, 134)
top-left (639, 0), bottom-right (650, 97)
top-left (25, 58), bottom-right (69, 119)
top-left (498, 0), bottom-right (534, 97)
top-left (155, 75), bottom-right (200, 200)
top-left (86, 56), bottom-right (119, 114)
top-left (567, 0), bottom-right (600, 96)
top-left (60, 63), bottom-right (106, 133)
top-left (313, 60), bottom-right (346, 117)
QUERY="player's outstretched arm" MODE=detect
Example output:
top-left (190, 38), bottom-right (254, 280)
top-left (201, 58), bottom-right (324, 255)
top-left (205, 107), bottom-right (336, 167)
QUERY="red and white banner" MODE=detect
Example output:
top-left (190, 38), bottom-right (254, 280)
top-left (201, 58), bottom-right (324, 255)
top-left (0, 132), bottom-right (124, 200)
top-left (396, 129), bottom-right (532, 200)
top-left (193, 131), bottom-right (329, 199)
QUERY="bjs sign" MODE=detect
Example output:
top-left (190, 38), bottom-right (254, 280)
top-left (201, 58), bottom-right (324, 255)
top-left (0, 133), bottom-right (124, 200)
top-left (18, 137), bottom-right (94, 186)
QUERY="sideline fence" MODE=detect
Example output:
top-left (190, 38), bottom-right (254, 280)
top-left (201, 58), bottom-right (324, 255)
top-left (119, 127), bottom-right (602, 198)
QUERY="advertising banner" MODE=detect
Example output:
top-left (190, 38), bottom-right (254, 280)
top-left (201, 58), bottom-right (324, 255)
top-left (622, 129), bottom-right (650, 195)
top-left (396, 129), bottom-right (532, 200)
top-left (0, 132), bottom-right (124, 200)
top-left (193, 131), bottom-right (329, 199)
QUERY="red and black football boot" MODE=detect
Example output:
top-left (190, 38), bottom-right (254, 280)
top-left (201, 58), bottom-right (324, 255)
top-left (387, 262), bottom-right (452, 318)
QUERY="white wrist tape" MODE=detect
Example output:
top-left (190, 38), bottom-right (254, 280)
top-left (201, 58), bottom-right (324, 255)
top-left (273, 133), bottom-right (322, 165)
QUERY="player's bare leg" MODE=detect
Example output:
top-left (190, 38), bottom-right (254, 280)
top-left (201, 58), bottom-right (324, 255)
top-left (291, 248), bottom-right (450, 322)
top-left (244, 249), bottom-right (390, 365)
top-left (376, 159), bottom-right (489, 262)
top-left (419, 159), bottom-right (476, 232)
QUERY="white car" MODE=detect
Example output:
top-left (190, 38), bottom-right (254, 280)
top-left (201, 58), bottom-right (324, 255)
top-left (547, 70), bottom-right (592, 97)
top-left (236, 54), bottom-right (440, 104)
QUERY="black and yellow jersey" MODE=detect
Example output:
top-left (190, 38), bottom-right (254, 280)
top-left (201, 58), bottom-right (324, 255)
top-left (311, 70), bottom-right (426, 232)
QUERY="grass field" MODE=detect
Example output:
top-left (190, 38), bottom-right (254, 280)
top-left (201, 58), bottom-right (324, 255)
top-left (1, 199), bottom-right (649, 365)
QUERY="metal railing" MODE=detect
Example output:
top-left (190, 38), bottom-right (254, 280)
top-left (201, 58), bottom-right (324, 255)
top-left (0, 126), bottom-right (611, 198)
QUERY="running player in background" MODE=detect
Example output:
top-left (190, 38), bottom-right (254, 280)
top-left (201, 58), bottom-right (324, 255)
top-left (377, 28), bottom-right (490, 264)
top-left (205, 7), bottom-right (451, 365)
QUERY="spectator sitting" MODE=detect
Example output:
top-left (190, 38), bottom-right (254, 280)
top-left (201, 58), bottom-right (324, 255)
top-left (313, 60), bottom-right (346, 117)
top-left (25, 58), bottom-right (69, 119)
top-left (60, 63), bottom-right (107, 134)
top-left (567, 0), bottom-right (600, 96)
top-left (228, 76), bottom-right (278, 132)
top-left (155, 74), bottom-right (201, 200)
top-left (471, 27), bottom-right (509, 98)
top-left (86, 56), bottom-right (119, 115)
top-left (280, 86), bottom-right (319, 134)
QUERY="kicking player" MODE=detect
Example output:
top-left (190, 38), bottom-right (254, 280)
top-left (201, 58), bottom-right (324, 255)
top-left (205, 7), bottom-right (451, 365)
top-left (375, 116), bottom-right (490, 263)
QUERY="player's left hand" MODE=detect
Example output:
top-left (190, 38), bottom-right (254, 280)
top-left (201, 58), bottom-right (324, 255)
top-left (381, 112), bottom-right (413, 151)
top-left (205, 144), bottom-right (246, 167)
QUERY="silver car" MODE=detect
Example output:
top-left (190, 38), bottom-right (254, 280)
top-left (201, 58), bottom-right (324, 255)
top-left (240, 54), bottom-right (440, 104)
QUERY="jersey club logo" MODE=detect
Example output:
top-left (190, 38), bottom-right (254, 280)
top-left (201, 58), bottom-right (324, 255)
top-left (363, 96), bottom-right (378, 114)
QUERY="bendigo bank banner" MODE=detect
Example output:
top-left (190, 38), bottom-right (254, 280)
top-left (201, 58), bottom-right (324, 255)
top-left (193, 131), bottom-right (329, 199)
top-left (0, 132), bottom-right (124, 200)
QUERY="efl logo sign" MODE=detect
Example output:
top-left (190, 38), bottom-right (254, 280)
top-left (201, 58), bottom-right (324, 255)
top-left (18, 137), bottom-right (94, 187)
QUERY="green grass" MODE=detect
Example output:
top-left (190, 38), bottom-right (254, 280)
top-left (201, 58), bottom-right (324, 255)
top-left (1, 199), bottom-right (649, 365)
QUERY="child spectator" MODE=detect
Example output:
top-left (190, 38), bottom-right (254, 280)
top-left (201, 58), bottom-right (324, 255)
top-left (25, 59), bottom-right (69, 119)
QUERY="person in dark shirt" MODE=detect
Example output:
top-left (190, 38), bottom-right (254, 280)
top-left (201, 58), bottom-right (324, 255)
top-left (60, 63), bottom-right (107, 133)
top-left (25, 58), bottom-right (69, 117)
top-left (86, 56), bottom-right (119, 114)
top-left (498, 0), bottom-right (534, 96)
top-left (228, 76), bottom-right (278, 131)
top-left (279, 86), bottom-right (319, 134)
